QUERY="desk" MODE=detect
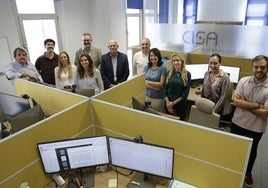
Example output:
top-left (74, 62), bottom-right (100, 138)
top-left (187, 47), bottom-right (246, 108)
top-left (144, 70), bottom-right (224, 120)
top-left (187, 86), bottom-right (202, 102)
top-left (187, 85), bottom-right (235, 102)
top-left (44, 167), bottom-right (169, 188)
top-left (158, 112), bottom-right (180, 120)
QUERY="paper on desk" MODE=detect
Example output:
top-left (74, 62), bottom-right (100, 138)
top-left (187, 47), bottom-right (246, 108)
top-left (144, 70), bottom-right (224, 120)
top-left (169, 179), bottom-right (198, 188)
top-left (109, 179), bottom-right (117, 188)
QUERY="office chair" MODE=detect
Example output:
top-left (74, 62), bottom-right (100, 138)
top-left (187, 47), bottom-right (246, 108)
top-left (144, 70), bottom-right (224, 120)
top-left (188, 97), bottom-right (224, 131)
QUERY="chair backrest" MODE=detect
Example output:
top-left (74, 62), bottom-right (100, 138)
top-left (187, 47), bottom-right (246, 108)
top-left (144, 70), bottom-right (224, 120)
top-left (0, 104), bottom-right (7, 122)
top-left (223, 82), bottom-right (234, 115)
top-left (188, 97), bottom-right (221, 130)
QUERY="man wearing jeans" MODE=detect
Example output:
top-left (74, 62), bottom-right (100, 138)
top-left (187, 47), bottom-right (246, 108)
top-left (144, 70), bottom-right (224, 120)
top-left (231, 55), bottom-right (268, 187)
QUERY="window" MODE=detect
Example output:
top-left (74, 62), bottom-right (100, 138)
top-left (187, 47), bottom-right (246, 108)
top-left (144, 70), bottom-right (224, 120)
top-left (183, 0), bottom-right (198, 24)
top-left (245, 0), bottom-right (268, 25)
top-left (14, 0), bottom-right (61, 63)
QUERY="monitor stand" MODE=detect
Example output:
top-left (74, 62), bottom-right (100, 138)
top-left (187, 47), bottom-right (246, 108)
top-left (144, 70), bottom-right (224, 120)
top-left (126, 172), bottom-right (156, 188)
top-left (68, 168), bottom-right (94, 188)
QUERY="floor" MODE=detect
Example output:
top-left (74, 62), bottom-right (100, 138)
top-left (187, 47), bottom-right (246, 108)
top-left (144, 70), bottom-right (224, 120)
top-left (250, 127), bottom-right (268, 188)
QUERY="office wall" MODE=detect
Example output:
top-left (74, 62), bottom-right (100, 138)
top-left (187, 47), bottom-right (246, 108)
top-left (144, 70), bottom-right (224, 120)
top-left (46, 0), bottom-right (127, 62)
top-left (0, 0), bottom-right (21, 52)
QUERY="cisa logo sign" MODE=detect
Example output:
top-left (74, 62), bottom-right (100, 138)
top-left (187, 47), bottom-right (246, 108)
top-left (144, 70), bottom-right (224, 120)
top-left (182, 31), bottom-right (218, 45)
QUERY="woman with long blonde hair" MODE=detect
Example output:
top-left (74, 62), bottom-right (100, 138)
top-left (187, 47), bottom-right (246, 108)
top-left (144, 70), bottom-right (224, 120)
top-left (54, 51), bottom-right (76, 89)
top-left (164, 53), bottom-right (191, 120)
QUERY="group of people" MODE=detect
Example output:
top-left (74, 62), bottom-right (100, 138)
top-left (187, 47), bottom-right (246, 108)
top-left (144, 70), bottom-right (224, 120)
top-left (5, 33), bottom-right (130, 95)
top-left (133, 38), bottom-right (229, 121)
top-left (133, 38), bottom-right (268, 188)
top-left (4, 34), bottom-right (268, 187)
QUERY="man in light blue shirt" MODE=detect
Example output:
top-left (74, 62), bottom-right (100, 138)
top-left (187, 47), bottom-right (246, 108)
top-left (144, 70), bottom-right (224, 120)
top-left (6, 47), bottom-right (43, 82)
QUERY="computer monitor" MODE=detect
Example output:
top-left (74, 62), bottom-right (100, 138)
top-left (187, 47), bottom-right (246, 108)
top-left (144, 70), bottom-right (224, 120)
top-left (9, 104), bottom-right (47, 133)
top-left (37, 135), bottom-right (109, 187)
top-left (108, 136), bottom-right (174, 188)
top-left (0, 92), bottom-right (31, 119)
top-left (132, 96), bottom-right (146, 111)
top-left (132, 97), bottom-right (161, 116)
top-left (221, 65), bottom-right (240, 83)
top-left (186, 64), bottom-right (240, 83)
top-left (186, 64), bottom-right (208, 80)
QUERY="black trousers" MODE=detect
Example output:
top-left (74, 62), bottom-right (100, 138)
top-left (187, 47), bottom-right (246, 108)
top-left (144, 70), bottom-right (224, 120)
top-left (165, 101), bottom-right (186, 121)
top-left (231, 122), bottom-right (263, 173)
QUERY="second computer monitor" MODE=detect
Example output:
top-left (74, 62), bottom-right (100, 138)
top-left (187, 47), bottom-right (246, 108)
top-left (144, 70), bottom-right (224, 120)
top-left (108, 136), bottom-right (174, 187)
top-left (186, 64), bottom-right (240, 83)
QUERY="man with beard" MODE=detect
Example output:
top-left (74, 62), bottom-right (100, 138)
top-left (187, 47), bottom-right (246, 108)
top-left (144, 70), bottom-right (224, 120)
top-left (74, 33), bottom-right (102, 69)
top-left (35, 38), bottom-right (58, 85)
top-left (6, 47), bottom-right (42, 82)
top-left (231, 55), bottom-right (268, 187)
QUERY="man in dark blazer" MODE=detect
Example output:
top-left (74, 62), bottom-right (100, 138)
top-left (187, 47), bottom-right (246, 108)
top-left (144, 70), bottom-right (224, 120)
top-left (100, 40), bottom-right (130, 90)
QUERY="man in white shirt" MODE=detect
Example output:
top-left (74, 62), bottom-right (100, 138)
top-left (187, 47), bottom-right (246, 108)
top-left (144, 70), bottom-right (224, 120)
top-left (132, 38), bottom-right (151, 76)
top-left (6, 47), bottom-right (43, 82)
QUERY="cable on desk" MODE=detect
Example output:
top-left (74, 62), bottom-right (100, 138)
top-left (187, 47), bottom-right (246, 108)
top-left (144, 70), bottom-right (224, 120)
top-left (108, 164), bottom-right (133, 176)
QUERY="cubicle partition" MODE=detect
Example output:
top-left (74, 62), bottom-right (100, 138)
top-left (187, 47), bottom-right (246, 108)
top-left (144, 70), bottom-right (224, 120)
top-left (93, 74), bottom-right (253, 188)
top-left (0, 79), bottom-right (93, 188)
top-left (94, 74), bottom-right (146, 106)
top-left (0, 76), bottom-right (252, 188)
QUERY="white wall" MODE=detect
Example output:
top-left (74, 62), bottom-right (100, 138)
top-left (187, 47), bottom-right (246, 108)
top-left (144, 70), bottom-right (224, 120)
top-left (56, 0), bottom-right (127, 62)
top-left (0, 0), bottom-right (21, 56)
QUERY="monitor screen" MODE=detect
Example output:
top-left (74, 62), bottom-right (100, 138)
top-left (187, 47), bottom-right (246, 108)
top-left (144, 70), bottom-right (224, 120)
top-left (0, 92), bottom-right (30, 119)
top-left (186, 64), bottom-right (208, 80)
top-left (221, 65), bottom-right (240, 83)
top-left (37, 135), bottom-right (109, 174)
top-left (186, 64), bottom-right (240, 83)
top-left (108, 136), bottom-right (174, 180)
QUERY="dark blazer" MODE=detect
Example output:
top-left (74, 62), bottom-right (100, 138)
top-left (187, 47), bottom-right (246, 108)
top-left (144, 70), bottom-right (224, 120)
top-left (100, 52), bottom-right (129, 90)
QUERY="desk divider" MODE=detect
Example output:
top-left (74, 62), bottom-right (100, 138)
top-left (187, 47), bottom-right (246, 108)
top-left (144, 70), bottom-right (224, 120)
top-left (92, 74), bottom-right (252, 188)
top-left (0, 79), bottom-right (93, 188)
top-left (0, 75), bottom-right (252, 188)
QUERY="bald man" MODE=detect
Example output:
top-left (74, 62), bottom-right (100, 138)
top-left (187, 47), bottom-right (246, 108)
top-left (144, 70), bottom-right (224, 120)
top-left (133, 38), bottom-right (151, 76)
top-left (100, 40), bottom-right (129, 90)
